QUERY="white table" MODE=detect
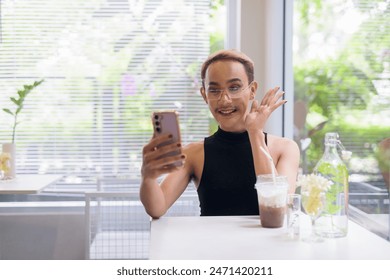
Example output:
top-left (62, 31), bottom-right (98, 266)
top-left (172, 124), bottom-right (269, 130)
top-left (150, 215), bottom-right (390, 259)
top-left (0, 174), bottom-right (62, 194)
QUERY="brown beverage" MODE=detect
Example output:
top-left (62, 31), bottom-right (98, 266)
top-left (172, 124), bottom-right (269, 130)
top-left (259, 204), bottom-right (285, 228)
top-left (255, 175), bottom-right (288, 228)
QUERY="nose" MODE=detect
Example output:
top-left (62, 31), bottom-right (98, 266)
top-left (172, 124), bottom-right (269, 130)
top-left (218, 95), bottom-right (232, 106)
top-left (217, 89), bottom-right (232, 101)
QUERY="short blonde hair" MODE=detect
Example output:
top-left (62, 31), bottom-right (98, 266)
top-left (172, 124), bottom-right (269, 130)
top-left (201, 49), bottom-right (255, 87)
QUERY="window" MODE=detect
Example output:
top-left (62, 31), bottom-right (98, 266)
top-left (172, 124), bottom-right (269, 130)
top-left (0, 0), bottom-right (221, 185)
top-left (293, 0), bottom-right (389, 239)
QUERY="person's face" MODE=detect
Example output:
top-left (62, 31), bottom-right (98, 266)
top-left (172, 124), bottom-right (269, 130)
top-left (201, 60), bottom-right (257, 132)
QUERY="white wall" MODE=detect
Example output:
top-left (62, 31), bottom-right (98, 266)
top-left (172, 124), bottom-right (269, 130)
top-left (227, 0), bottom-right (293, 138)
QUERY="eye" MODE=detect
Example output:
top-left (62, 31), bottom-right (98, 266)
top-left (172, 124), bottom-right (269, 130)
top-left (228, 85), bottom-right (241, 93)
top-left (208, 88), bottom-right (221, 95)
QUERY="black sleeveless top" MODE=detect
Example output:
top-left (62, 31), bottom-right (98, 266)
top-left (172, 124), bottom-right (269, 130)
top-left (197, 127), bottom-right (267, 216)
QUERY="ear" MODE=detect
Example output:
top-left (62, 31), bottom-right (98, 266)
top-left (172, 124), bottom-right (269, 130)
top-left (249, 81), bottom-right (258, 100)
top-left (200, 87), bottom-right (208, 104)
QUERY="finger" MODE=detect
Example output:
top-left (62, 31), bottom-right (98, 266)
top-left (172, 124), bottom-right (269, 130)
top-left (261, 86), bottom-right (280, 105)
top-left (260, 89), bottom-right (272, 105)
top-left (142, 160), bottom-right (183, 178)
top-left (142, 153), bottom-right (186, 178)
top-left (270, 99), bottom-right (287, 111)
top-left (144, 142), bottom-right (181, 162)
top-left (250, 100), bottom-right (259, 113)
top-left (143, 150), bottom-right (185, 167)
top-left (150, 133), bottom-right (173, 148)
top-left (155, 142), bottom-right (182, 157)
top-left (269, 90), bottom-right (285, 105)
top-left (143, 133), bottom-right (173, 153)
top-left (256, 104), bottom-right (268, 113)
top-left (152, 153), bottom-right (186, 170)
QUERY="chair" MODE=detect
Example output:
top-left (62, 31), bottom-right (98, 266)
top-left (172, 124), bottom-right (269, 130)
top-left (84, 177), bottom-right (200, 259)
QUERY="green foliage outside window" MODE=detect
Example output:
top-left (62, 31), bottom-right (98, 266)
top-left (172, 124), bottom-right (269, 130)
top-left (294, 0), bottom-right (390, 180)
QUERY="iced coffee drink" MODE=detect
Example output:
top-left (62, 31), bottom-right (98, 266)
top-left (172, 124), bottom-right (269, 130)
top-left (255, 175), bottom-right (288, 228)
top-left (259, 204), bottom-right (286, 228)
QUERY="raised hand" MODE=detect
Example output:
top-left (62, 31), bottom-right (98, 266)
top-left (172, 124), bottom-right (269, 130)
top-left (141, 133), bottom-right (185, 180)
top-left (245, 86), bottom-right (286, 133)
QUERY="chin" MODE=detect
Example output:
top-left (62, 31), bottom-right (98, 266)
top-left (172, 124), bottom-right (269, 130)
top-left (217, 115), bottom-right (246, 132)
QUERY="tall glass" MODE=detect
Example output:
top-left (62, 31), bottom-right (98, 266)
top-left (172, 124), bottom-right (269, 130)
top-left (287, 194), bottom-right (301, 239)
top-left (255, 175), bottom-right (288, 228)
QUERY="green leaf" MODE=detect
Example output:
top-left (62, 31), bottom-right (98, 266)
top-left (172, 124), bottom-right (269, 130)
top-left (10, 97), bottom-right (21, 106)
top-left (2, 108), bottom-right (14, 116)
top-left (5, 79), bottom-right (44, 141)
top-left (17, 90), bottom-right (23, 97)
top-left (34, 79), bottom-right (44, 86)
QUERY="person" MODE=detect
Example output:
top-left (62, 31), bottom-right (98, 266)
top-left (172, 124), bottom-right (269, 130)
top-left (140, 49), bottom-right (300, 218)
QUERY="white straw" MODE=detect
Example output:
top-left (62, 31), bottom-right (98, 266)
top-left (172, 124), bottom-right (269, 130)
top-left (260, 146), bottom-right (277, 185)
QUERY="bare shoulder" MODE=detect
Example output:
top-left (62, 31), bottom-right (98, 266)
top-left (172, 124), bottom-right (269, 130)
top-left (267, 134), bottom-right (300, 157)
top-left (183, 140), bottom-right (204, 155)
top-left (182, 140), bottom-right (204, 167)
top-left (268, 134), bottom-right (298, 148)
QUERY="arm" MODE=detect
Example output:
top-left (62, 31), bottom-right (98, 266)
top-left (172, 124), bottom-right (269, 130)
top-left (248, 132), bottom-right (300, 193)
top-left (140, 168), bottom-right (191, 218)
top-left (140, 134), bottom-right (190, 218)
top-left (245, 86), bottom-right (286, 176)
top-left (247, 130), bottom-right (275, 176)
top-left (272, 137), bottom-right (300, 193)
top-left (245, 87), bottom-right (300, 191)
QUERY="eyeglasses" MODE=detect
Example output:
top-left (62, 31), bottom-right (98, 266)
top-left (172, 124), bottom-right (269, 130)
top-left (205, 82), bottom-right (253, 100)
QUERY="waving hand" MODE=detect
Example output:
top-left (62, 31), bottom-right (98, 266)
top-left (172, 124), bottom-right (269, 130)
top-left (245, 86), bottom-right (286, 133)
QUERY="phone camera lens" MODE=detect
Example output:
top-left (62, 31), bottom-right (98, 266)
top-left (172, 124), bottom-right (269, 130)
top-left (154, 115), bottom-right (159, 120)
top-left (155, 121), bottom-right (160, 126)
top-left (156, 127), bottom-right (161, 133)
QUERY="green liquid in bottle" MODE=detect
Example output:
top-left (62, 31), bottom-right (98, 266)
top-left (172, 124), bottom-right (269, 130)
top-left (314, 132), bottom-right (349, 238)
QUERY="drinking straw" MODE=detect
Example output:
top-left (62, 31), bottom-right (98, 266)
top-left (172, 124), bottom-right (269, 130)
top-left (260, 146), bottom-right (277, 185)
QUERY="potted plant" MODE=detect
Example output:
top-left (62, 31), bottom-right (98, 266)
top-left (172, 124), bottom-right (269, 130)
top-left (1, 79), bottom-right (44, 179)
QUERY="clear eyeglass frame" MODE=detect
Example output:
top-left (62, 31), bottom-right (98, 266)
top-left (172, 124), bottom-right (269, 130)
top-left (205, 81), bottom-right (253, 100)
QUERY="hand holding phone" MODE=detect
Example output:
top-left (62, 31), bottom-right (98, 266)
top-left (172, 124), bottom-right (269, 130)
top-left (151, 110), bottom-right (183, 168)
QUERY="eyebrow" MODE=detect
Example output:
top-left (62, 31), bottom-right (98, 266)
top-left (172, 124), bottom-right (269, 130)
top-left (207, 78), bottom-right (243, 87)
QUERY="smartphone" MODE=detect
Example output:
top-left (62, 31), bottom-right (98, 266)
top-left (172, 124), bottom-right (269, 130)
top-left (152, 110), bottom-right (182, 167)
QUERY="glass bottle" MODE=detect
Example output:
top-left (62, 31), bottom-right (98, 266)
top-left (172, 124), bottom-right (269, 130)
top-left (313, 132), bottom-right (349, 238)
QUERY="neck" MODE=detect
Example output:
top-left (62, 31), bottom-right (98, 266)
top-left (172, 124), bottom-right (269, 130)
top-left (215, 127), bottom-right (250, 142)
top-left (219, 123), bottom-right (246, 133)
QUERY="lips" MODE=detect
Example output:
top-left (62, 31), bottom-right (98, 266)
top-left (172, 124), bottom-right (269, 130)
top-left (217, 107), bottom-right (237, 116)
